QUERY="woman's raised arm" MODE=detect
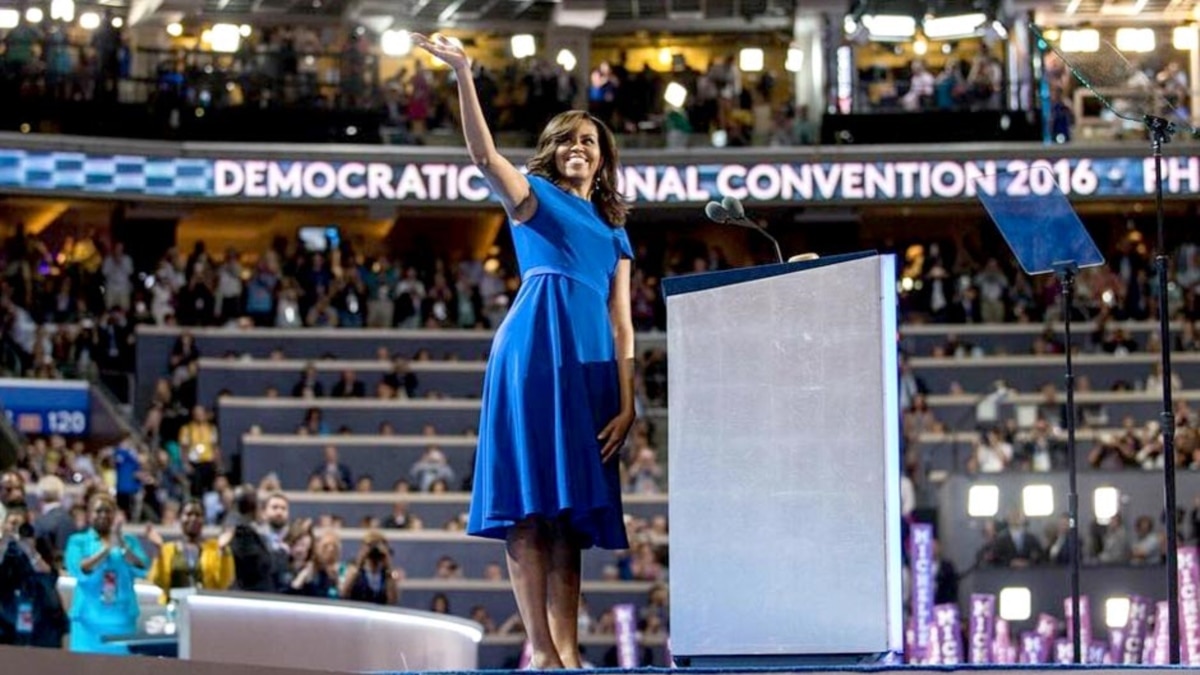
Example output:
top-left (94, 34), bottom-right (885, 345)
top-left (412, 34), bottom-right (536, 222)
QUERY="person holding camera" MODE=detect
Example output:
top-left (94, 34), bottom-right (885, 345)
top-left (63, 493), bottom-right (148, 654)
top-left (339, 530), bottom-right (400, 606)
top-left (1, 502), bottom-right (68, 648)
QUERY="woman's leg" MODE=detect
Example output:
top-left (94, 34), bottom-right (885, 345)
top-left (547, 518), bottom-right (584, 668)
top-left (506, 517), bottom-right (563, 669)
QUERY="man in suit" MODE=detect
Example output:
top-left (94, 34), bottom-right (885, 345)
top-left (32, 476), bottom-right (76, 564)
top-left (230, 488), bottom-right (293, 593)
top-left (992, 511), bottom-right (1046, 568)
top-left (331, 369), bottom-right (366, 398)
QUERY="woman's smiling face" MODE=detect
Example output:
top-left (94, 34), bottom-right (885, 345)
top-left (553, 119), bottom-right (602, 189)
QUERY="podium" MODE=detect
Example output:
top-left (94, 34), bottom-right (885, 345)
top-left (662, 252), bottom-right (903, 666)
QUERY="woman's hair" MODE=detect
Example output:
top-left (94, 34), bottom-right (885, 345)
top-left (526, 110), bottom-right (629, 227)
top-left (182, 498), bottom-right (206, 517)
top-left (88, 492), bottom-right (117, 511)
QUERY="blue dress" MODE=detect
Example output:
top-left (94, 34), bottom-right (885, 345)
top-left (64, 529), bottom-right (148, 654)
top-left (468, 174), bottom-right (633, 550)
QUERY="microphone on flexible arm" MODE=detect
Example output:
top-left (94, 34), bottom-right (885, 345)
top-left (703, 196), bottom-right (784, 264)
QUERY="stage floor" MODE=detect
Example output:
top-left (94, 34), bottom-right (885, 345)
top-left (4, 646), bottom-right (1193, 675)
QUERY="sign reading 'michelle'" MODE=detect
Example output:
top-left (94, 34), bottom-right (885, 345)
top-left (210, 156), bottom-right (1200, 204)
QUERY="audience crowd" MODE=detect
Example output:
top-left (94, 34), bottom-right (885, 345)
top-left (1, 223), bottom-right (1199, 654)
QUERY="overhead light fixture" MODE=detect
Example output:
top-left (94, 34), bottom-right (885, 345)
top-left (1094, 486), bottom-right (1120, 524)
top-left (913, 38), bottom-right (928, 55)
top-left (999, 587), bottom-right (1032, 621)
top-left (1022, 484), bottom-right (1055, 518)
top-left (24, 6), bottom-right (42, 22)
top-left (209, 23), bottom-right (241, 53)
top-left (78, 11), bottom-right (100, 29)
top-left (738, 47), bottom-right (764, 72)
top-left (664, 81), bottom-right (688, 108)
top-left (555, 48), bottom-right (577, 72)
top-left (922, 12), bottom-right (986, 39)
top-left (967, 485), bottom-right (999, 517)
top-left (1060, 28), bottom-right (1100, 52)
top-left (1101, 0), bottom-right (1148, 14)
top-left (1106, 597), bottom-right (1131, 628)
top-left (658, 47), bottom-right (673, 66)
top-left (991, 20), bottom-right (1008, 39)
top-left (239, 24), bottom-right (252, 37)
top-left (511, 34), bottom-right (536, 59)
top-left (1115, 27), bottom-right (1155, 52)
top-left (111, 16), bottom-right (123, 27)
top-left (862, 14), bottom-right (917, 40)
top-left (381, 29), bottom-right (412, 56)
top-left (785, 47), bottom-right (804, 72)
top-left (49, 0), bottom-right (74, 22)
top-left (1174, 25), bottom-right (1197, 50)
top-left (166, 22), bottom-right (183, 37)
top-left (844, 16), bottom-right (859, 34)
top-left (0, 9), bottom-right (17, 28)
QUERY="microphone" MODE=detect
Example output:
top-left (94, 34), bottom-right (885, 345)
top-left (704, 196), bottom-right (783, 264)
top-left (722, 195), bottom-right (745, 221)
top-left (704, 201), bottom-right (729, 225)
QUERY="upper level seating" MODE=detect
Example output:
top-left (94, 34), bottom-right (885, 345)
top-left (198, 358), bottom-right (486, 404)
top-left (911, 353), bottom-right (1200, 394)
top-left (281, 492), bottom-right (667, 533)
top-left (219, 396), bottom-right (482, 440)
top-left (241, 434), bottom-right (479, 491)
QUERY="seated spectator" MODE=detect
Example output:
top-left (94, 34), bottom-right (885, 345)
top-left (310, 445), bottom-right (352, 492)
top-left (435, 555), bottom-right (463, 579)
top-left (382, 358), bottom-right (419, 398)
top-left (292, 362), bottom-right (324, 398)
top-left (409, 447), bottom-right (455, 492)
top-left (331, 369), bottom-right (365, 398)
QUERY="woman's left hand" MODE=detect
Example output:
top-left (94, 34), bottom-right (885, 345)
top-left (597, 410), bottom-right (635, 463)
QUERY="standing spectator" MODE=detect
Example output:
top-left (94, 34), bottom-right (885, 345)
top-left (145, 500), bottom-right (235, 599)
top-left (215, 249), bottom-right (244, 324)
top-left (101, 242), bottom-right (134, 311)
top-left (340, 530), bottom-right (400, 605)
top-left (290, 531), bottom-right (343, 599)
top-left (63, 494), bottom-right (148, 654)
top-left (32, 476), bottom-right (77, 560)
top-left (179, 405), bottom-right (219, 498)
top-left (113, 439), bottom-right (142, 521)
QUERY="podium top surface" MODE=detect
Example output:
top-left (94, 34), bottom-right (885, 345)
top-left (661, 251), bottom-right (878, 298)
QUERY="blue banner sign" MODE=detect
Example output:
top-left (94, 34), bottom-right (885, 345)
top-left (1, 147), bottom-right (1198, 205)
top-left (0, 378), bottom-right (90, 436)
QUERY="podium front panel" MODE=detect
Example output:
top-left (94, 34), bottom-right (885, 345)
top-left (666, 254), bottom-right (902, 661)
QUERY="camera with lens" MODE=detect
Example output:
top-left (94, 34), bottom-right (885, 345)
top-left (366, 542), bottom-right (388, 563)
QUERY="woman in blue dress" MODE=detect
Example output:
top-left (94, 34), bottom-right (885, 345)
top-left (64, 493), bottom-right (149, 654)
top-left (415, 33), bottom-right (637, 670)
